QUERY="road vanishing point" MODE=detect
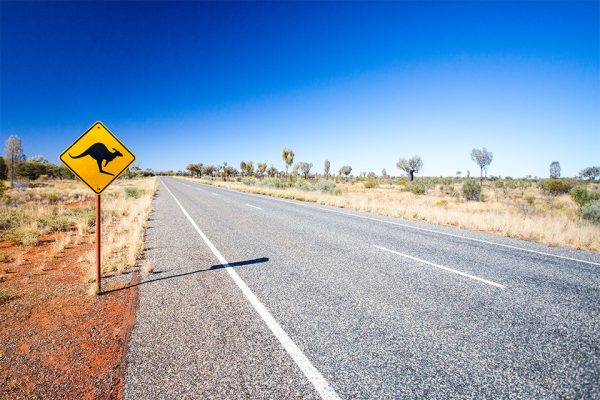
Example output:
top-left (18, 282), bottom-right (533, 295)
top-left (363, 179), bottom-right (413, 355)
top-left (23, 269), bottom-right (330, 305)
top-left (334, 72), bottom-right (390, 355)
top-left (123, 177), bottom-right (600, 399)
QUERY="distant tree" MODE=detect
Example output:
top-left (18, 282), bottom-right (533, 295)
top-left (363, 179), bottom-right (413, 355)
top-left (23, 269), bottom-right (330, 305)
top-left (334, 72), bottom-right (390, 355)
top-left (56, 165), bottom-right (74, 180)
top-left (396, 155), bottom-right (423, 181)
top-left (367, 171), bottom-right (377, 179)
top-left (324, 159), bottom-right (331, 178)
top-left (339, 165), bottom-right (352, 180)
top-left (28, 155), bottom-right (48, 163)
top-left (244, 161), bottom-right (254, 177)
top-left (266, 165), bottom-right (277, 177)
top-left (0, 157), bottom-right (7, 180)
top-left (15, 161), bottom-right (57, 180)
top-left (579, 166), bottom-right (600, 180)
top-left (292, 162), bottom-right (300, 178)
top-left (549, 161), bottom-right (561, 178)
top-left (203, 165), bottom-right (216, 177)
top-left (298, 162), bottom-right (313, 179)
top-left (471, 147), bottom-right (493, 183)
top-left (381, 168), bottom-right (387, 178)
top-left (186, 163), bottom-right (203, 177)
top-left (257, 162), bottom-right (267, 177)
top-left (281, 147), bottom-right (294, 178)
top-left (239, 161), bottom-right (247, 175)
top-left (456, 171), bottom-right (462, 179)
top-left (4, 135), bottom-right (23, 187)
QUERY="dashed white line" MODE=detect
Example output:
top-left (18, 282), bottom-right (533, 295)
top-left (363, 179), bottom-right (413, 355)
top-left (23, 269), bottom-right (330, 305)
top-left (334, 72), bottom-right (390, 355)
top-left (181, 179), bottom-right (600, 267)
top-left (374, 245), bottom-right (506, 289)
top-left (161, 179), bottom-right (340, 400)
top-left (245, 203), bottom-right (262, 210)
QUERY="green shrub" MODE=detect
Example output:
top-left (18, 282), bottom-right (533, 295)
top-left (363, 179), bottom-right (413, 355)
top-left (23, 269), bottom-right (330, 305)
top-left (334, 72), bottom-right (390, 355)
top-left (241, 177), bottom-right (256, 186)
top-left (0, 181), bottom-right (6, 197)
top-left (542, 179), bottom-right (575, 195)
top-left (435, 199), bottom-right (448, 206)
top-left (259, 177), bottom-right (286, 189)
top-left (46, 192), bottom-right (59, 203)
top-left (570, 187), bottom-right (600, 208)
top-left (363, 177), bottom-right (378, 189)
top-left (315, 179), bottom-right (337, 193)
top-left (462, 179), bottom-right (481, 201)
top-left (294, 179), bottom-right (312, 190)
top-left (526, 196), bottom-right (535, 205)
top-left (409, 183), bottom-right (426, 195)
top-left (581, 200), bottom-right (600, 224)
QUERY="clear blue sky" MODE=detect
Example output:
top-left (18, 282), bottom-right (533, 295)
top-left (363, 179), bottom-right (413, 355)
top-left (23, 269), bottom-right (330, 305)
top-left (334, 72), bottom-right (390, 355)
top-left (1, 1), bottom-right (598, 177)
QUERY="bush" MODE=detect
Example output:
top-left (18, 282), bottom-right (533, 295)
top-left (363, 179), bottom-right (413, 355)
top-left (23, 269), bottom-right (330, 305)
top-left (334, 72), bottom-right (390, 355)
top-left (294, 179), bottom-right (312, 190)
top-left (0, 181), bottom-right (6, 197)
top-left (582, 200), bottom-right (600, 224)
top-left (462, 179), bottom-right (481, 201)
top-left (435, 199), bottom-right (448, 206)
top-left (542, 178), bottom-right (575, 195)
top-left (241, 177), bottom-right (256, 186)
top-left (409, 183), bottom-right (426, 195)
top-left (260, 177), bottom-right (286, 189)
top-left (315, 179), bottom-right (337, 193)
top-left (526, 196), bottom-right (535, 205)
top-left (363, 177), bottom-right (378, 189)
top-left (124, 187), bottom-right (143, 198)
top-left (570, 187), bottom-right (600, 208)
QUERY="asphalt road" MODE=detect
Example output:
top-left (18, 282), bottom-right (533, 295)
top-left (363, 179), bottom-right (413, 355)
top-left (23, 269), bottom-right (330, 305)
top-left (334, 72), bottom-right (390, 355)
top-left (123, 177), bottom-right (600, 399)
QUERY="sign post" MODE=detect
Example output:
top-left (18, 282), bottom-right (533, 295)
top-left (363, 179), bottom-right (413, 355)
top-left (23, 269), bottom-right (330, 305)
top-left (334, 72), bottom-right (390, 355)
top-left (60, 121), bottom-right (135, 294)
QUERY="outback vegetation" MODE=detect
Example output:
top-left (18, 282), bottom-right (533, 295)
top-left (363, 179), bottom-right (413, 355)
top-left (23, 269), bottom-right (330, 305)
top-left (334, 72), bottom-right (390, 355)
top-left (180, 147), bottom-right (600, 252)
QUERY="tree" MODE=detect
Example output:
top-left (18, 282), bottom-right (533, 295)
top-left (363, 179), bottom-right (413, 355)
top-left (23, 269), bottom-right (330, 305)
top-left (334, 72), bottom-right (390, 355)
top-left (4, 135), bottom-right (23, 187)
top-left (396, 155), bottom-right (423, 181)
top-left (239, 161), bottom-right (247, 175)
top-left (298, 162), bottom-right (313, 179)
top-left (471, 147), bottom-right (493, 183)
top-left (324, 160), bottom-right (331, 178)
top-left (257, 162), bottom-right (267, 177)
top-left (549, 161), bottom-right (561, 179)
top-left (381, 168), bottom-right (387, 178)
top-left (186, 163), bottom-right (203, 177)
top-left (281, 147), bottom-right (294, 178)
top-left (203, 165), bottom-right (216, 177)
top-left (579, 166), bottom-right (600, 180)
top-left (292, 162), bottom-right (300, 178)
top-left (266, 165), bottom-right (277, 177)
top-left (0, 157), bottom-right (7, 180)
top-left (243, 161), bottom-right (254, 177)
top-left (339, 165), bottom-right (352, 180)
top-left (28, 155), bottom-right (48, 163)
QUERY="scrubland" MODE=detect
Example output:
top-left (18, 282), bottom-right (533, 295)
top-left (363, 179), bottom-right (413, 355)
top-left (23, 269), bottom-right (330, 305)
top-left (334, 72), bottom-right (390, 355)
top-left (181, 176), bottom-right (600, 252)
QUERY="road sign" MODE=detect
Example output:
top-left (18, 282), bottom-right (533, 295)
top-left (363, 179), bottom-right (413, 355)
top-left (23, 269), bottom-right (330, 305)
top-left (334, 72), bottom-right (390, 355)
top-left (60, 121), bottom-right (135, 194)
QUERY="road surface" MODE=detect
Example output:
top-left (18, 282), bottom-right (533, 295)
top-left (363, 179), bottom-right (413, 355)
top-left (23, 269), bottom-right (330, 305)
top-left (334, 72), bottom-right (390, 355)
top-left (123, 177), bottom-right (600, 399)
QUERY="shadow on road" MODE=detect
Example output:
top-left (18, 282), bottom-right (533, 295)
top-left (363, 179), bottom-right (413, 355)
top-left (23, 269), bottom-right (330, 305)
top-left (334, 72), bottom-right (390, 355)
top-left (101, 257), bottom-right (269, 295)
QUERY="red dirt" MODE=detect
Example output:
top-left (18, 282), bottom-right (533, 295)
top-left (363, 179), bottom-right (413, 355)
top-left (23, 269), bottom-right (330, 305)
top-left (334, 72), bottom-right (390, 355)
top-left (0, 231), bottom-right (138, 399)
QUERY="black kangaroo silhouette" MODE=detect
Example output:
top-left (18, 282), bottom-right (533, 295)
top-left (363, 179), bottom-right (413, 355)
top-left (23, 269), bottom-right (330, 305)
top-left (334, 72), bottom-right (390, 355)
top-left (69, 143), bottom-right (123, 176)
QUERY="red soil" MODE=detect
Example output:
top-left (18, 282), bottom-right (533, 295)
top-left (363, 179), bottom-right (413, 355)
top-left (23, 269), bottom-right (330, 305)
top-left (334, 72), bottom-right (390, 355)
top-left (0, 232), bottom-right (138, 399)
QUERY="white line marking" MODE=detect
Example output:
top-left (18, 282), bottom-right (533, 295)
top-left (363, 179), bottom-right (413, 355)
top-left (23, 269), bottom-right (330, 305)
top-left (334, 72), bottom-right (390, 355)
top-left (161, 180), bottom-right (340, 400)
top-left (211, 192), bottom-right (219, 196)
top-left (374, 245), bottom-right (506, 289)
top-left (182, 179), bottom-right (600, 267)
top-left (245, 203), bottom-right (262, 210)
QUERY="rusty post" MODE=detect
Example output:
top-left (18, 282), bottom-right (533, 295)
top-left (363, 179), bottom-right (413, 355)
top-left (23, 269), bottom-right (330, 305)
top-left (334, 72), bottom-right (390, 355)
top-left (96, 194), bottom-right (101, 294)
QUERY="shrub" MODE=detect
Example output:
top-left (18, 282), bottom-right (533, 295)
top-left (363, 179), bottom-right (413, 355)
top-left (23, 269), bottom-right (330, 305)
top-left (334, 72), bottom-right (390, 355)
top-left (435, 199), bottom-right (448, 206)
top-left (581, 200), bottom-right (600, 224)
top-left (409, 183), bottom-right (426, 195)
top-left (260, 177), bottom-right (286, 189)
top-left (0, 181), bottom-right (6, 197)
top-left (363, 177), bottom-right (378, 189)
top-left (526, 196), bottom-right (535, 205)
top-left (315, 179), bottom-right (336, 193)
top-left (46, 192), bottom-right (59, 203)
top-left (241, 177), bottom-right (256, 186)
top-left (542, 178), bottom-right (575, 195)
top-left (570, 187), bottom-right (600, 208)
top-left (334, 187), bottom-right (343, 196)
top-left (294, 179), bottom-right (312, 190)
top-left (462, 179), bottom-right (481, 201)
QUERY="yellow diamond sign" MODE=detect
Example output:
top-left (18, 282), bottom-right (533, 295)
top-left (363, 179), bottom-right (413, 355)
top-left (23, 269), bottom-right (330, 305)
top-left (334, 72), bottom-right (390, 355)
top-left (60, 121), bottom-right (136, 194)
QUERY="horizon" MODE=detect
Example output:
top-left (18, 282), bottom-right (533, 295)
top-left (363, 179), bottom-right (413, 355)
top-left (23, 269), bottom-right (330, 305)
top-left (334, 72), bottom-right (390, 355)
top-left (1, 1), bottom-right (598, 178)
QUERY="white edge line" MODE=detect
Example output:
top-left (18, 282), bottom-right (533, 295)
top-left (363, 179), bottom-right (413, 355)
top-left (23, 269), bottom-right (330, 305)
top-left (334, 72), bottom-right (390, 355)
top-left (374, 245), bottom-right (506, 289)
top-left (179, 179), bottom-right (600, 267)
top-left (160, 179), bottom-right (341, 400)
top-left (245, 203), bottom-right (262, 210)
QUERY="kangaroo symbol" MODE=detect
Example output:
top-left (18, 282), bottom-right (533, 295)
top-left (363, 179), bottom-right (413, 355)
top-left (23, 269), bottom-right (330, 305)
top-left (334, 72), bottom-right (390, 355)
top-left (70, 143), bottom-right (123, 176)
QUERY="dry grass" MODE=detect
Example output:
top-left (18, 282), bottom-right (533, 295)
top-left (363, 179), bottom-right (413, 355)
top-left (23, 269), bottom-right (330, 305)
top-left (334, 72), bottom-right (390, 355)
top-left (0, 177), bottom-right (157, 292)
top-left (181, 177), bottom-right (600, 252)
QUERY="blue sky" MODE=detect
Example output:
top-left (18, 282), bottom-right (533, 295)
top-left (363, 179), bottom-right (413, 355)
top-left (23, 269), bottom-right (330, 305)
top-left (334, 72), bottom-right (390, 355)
top-left (1, 1), bottom-right (598, 177)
